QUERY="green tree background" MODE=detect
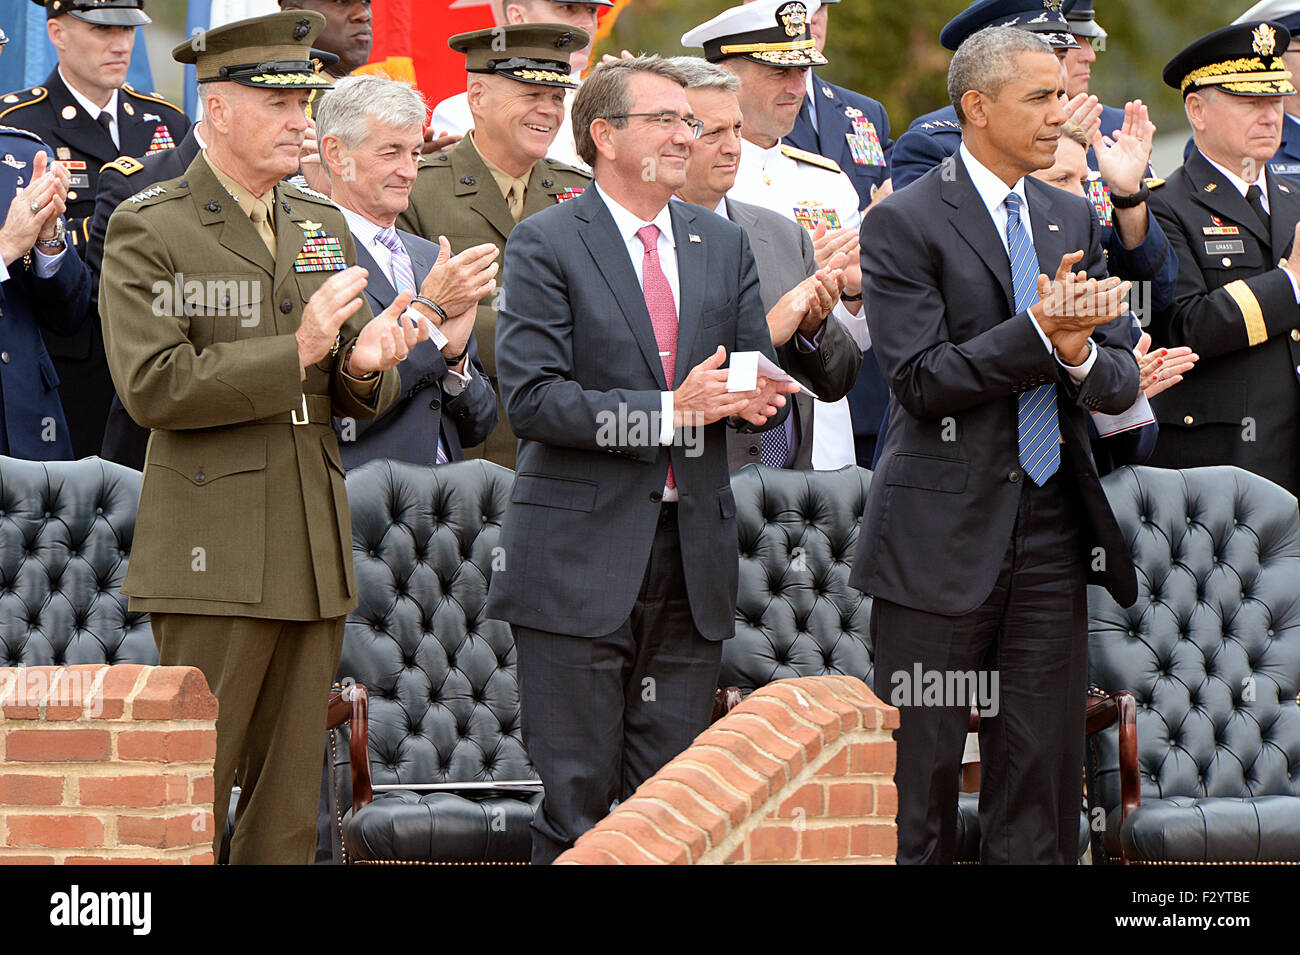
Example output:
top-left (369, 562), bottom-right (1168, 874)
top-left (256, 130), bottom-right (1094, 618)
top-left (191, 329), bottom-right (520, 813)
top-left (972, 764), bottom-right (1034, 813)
top-left (603, 0), bottom-right (1234, 137)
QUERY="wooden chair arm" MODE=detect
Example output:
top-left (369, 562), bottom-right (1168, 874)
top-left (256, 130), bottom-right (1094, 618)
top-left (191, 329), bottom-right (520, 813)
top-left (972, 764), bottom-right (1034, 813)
top-left (712, 686), bottom-right (744, 722)
top-left (327, 683), bottom-right (373, 813)
top-left (1116, 692), bottom-right (1140, 837)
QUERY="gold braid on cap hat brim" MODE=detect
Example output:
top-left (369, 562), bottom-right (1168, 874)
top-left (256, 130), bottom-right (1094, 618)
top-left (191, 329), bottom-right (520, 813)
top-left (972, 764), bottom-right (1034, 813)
top-left (1181, 56), bottom-right (1292, 93)
top-left (720, 38), bottom-right (816, 54)
top-left (508, 69), bottom-right (581, 86)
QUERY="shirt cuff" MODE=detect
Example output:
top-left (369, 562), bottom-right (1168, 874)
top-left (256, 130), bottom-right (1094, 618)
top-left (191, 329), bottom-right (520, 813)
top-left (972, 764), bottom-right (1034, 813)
top-left (795, 323), bottom-right (825, 352)
top-left (33, 247), bottom-right (66, 278)
top-left (0, 258), bottom-right (9, 284)
top-left (1055, 338), bottom-right (1097, 381)
top-left (660, 391), bottom-right (674, 445)
top-left (834, 301), bottom-right (870, 350)
top-left (442, 363), bottom-right (472, 396)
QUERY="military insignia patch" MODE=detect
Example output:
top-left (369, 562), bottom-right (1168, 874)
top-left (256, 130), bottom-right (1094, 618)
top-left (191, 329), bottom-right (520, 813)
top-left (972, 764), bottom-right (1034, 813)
top-left (2, 154), bottom-right (25, 170)
top-left (846, 118), bottom-right (886, 166)
top-left (56, 147), bottom-right (70, 161)
top-left (61, 160), bottom-right (86, 171)
top-left (123, 102), bottom-right (135, 117)
top-left (554, 187), bottom-right (585, 203)
top-left (143, 113), bottom-right (160, 123)
top-left (148, 125), bottom-right (175, 154)
top-left (1085, 176), bottom-right (1112, 228)
top-left (792, 202), bottom-right (841, 231)
top-left (1254, 23), bottom-right (1277, 57)
top-left (1203, 225), bottom-right (1240, 235)
top-left (777, 1), bottom-right (808, 37)
top-left (295, 229), bottom-right (347, 272)
top-left (128, 185), bottom-right (166, 204)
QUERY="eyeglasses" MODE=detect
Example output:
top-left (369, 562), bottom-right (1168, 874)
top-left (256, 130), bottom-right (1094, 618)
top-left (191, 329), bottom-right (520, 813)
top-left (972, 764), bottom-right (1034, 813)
top-left (607, 111), bottom-right (704, 139)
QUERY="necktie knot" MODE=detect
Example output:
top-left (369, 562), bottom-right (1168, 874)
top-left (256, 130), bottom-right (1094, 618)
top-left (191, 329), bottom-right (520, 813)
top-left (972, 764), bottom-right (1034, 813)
top-left (96, 111), bottom-right (113, 133)
top-left (636, 224), bottom-right (660, 252)
top-left (376, 226), bottom-right (404, 255)
top-left (1004, 191), bottom-right (1022, 222)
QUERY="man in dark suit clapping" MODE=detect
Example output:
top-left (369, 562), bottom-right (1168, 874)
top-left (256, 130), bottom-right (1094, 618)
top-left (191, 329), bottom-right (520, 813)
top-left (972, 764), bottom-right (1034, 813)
top-left (851, 26), bottom-right (1140, 864)
top-left (487, 55), bottom-right (799, 863)
top-left (314, 74), bottom-right (499, 468)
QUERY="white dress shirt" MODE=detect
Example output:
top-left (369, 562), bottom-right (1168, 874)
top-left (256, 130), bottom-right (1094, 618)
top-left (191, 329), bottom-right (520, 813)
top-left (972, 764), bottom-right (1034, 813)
top-left (60, 68), bottom-right (119, 150)
top-left (592, 181), bottom-right (682, 499)
top-left (804, 71), bottom-right (819, 134)
top-left (959, 143), bottom-right (1098, 381)
top-left (1199, 149), bottom-right (1300, 302)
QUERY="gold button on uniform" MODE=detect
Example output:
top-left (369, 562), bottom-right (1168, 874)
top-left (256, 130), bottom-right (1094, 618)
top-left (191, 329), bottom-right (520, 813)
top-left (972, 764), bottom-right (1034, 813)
top-left (1183, 415), bottom-right (1194, 425)
top-left (1292, 329), bottom-right (1300, 341)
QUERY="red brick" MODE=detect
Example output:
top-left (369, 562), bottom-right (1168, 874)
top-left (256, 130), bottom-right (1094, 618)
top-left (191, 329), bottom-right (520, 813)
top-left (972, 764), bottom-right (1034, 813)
top-left (747, 824), bottom-right (798, 862)
top-left (116, 729), bottom-right (216, 763)
top-left (132, 667), bottom-right (218, 721)
top-left (65, 856), bottom-right (183, 865)
top-left (0, 774), bottom-right (64, 806)
top-left (45, 666), bottom-right (109, 720)
top-left (80, 776), bottom-right (166, 808)
top-left (652, 765), bottom-right (748, 827)
top-left (699, 729), bottom-right (790, 791)
top-left (93, 665), bottom-right (148, 720)
top-left (679, 747), bottom-right (768, 803)
top-left (855, 740), bottom-right (896, 774)
top-left (801, 824), bottom-right (852, 860)
top-left (775, 679), bottom-right (866, 733)
top-left (776, 783), bottom-right (823, 818)
top-left (5, 728), bottom-right (111, 761)
top-left (576, 830), bottom-right (664, 865)
top-left (187, 851), bottom-right (214, 865)
top-left (191, 775), bottom-right (214, 805)
top-left (633, 781), bottom-right (730, 846)
top-left (622, 803), bottom-right (709, 862)
top-left (876, 785), bottom-right (898, 816)
top-left (7, 814), bottom-right (104, 848)
top-left (724, 843), bottom-right (746, 864)
top-left (591, 814), bottom-right (685, 864)
top-left (729, 698), bottom-right (825, 761)
top-left (826, 782), bottom-right (875, 817)
top-left (0, 854), bottom-right (58, 864)
top-left (818, 746), bottom-right (849, 776)
top-left (0, 667), bottom-right (51, 718)
top-left (849, 824), bottom-right (896, 858)
top-left (118, 813), bottom-right (210, 849)
top-left (721, 714), bottom-right (806, 776)
top-left (763, 684), bottom-right (849, 741)
top-left (555, 846), bottom-right (624, 865)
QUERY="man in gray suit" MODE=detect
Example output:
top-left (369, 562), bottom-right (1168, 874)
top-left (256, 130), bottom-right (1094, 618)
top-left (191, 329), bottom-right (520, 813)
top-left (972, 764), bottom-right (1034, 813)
top-left (670, 57), bottom-right (862, 471)
top-left (315, 76), bottom-right (500, 468)
top-left (486, 56), bottom-right (799, 863)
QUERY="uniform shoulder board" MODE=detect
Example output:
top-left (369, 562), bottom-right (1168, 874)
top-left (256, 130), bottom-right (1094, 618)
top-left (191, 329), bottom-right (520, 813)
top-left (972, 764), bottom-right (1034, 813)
top-left (418, 153), bottom-right (451, 167)
top-left (124, 183), bottom-right (176, 207)
top-left (122, 84), bottom-right (186, 116)
top-left (0, 87), bottom-right (48, 121)
top-left (779, 144), bottom-right (843, 174)
top-left (0, 122), bottom-right (47, 146)
top-left (101, 156), bottom-right (145, 177)
top-left (542, 157), bottom-right (593, 181)
top-left (1144, 177), bottom-right (1166, 190)
top-left (288, 179), bottom-right (333, 203)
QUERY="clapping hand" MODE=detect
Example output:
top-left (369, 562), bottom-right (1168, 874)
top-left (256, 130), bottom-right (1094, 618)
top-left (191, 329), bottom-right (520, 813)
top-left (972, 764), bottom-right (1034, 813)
top-left (0, 150), bottom-right (68, 265)
top-left (417, 237), bottom-right (499, 317)
top-left (1031, 250), bottom-right (1131, 365)
top-left (1134, 332), bottom-right (1197, 399)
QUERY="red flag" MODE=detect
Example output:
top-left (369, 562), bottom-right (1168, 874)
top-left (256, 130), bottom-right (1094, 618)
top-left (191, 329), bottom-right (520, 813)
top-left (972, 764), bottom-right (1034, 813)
top-left (358, 0), bottom-right (496, 109)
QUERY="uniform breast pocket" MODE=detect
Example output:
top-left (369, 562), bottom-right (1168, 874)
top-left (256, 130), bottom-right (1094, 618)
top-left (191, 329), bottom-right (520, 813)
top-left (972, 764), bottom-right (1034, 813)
top-left (175, 273), bottom-right (268, 350)
top-left (130, 433), bottom-right (268, 603)
top-left (1192, 236), bottom-right (1264, 277)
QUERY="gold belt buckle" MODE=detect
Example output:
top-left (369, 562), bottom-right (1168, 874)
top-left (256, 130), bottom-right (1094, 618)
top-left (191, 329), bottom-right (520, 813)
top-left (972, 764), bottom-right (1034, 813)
top-left (292, 392), bottom-right (310, 426)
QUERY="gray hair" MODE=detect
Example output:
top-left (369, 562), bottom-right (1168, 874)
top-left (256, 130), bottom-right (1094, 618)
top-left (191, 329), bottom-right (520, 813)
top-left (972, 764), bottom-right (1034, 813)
top-left (948, 26), bottom-right (1055, 125)
top-left (572, 55), bottom-right (686, 167)
top-left (315, 74), bottom-right (428, 151)
top-left (665, 56), bottom-right (740, 93)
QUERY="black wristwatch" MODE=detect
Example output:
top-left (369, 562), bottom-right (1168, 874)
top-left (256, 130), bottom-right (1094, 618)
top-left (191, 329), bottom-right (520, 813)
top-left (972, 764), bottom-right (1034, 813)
top-left (1108, 182), bottom-right (1150, 209)
top-left (841, 291), bottom-right (863, 302)
top-left (442, 345), bottom-right (469, 366)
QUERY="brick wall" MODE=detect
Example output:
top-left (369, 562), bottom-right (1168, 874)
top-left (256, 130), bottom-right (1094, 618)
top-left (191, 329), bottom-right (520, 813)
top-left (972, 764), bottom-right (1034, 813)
top-left (557, 676), bottom-right (898, 865)
top-left (0, 665), bottom-right (217, 864)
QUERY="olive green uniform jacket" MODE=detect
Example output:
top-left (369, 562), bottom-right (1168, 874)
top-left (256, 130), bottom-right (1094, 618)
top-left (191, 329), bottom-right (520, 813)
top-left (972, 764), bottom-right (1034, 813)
top-left (100, 153), bottom-right (399, 621)
top-left (396, 135), bottom-right (590, 469)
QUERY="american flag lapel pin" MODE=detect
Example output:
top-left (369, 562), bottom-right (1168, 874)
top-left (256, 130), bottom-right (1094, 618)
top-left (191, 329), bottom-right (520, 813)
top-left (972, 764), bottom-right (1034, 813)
top-left (1048, 224), bottom-right (1060, 232)
top-left (689, 233), bottom-right (702, 243)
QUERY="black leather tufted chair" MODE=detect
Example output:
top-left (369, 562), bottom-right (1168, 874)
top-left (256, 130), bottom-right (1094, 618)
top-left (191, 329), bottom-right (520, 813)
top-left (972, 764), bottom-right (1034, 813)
top-left (1088, 465), bottom-right (1300, 863)
top-left (328, 459), bottom-right (540, 864)
top-left (0, 456), bottom-right (153, 668)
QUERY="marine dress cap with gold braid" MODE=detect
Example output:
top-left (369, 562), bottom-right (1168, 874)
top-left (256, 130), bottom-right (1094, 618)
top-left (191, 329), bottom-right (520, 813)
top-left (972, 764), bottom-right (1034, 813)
top-left (173, 9), bottom-right (335, 91)
top-left (682, 0), bottom-right (829, 68)
top-left (448, 23), bottom-right (590, 89)
top-left (1163, 20), bottom-right (1296, 97)
top-left (30, 0), bottom-right (149, 26)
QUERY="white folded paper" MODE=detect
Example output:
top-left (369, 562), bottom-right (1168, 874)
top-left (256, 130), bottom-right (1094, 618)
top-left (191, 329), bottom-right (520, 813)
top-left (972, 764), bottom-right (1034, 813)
top-left (726, 351), bottom-right (818, 398)
top-left (1091, 394), bottom-right (1155, 438)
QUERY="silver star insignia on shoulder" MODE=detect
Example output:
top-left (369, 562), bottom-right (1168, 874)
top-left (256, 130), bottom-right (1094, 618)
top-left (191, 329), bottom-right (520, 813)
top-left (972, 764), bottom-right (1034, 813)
top-left (128, 185), bottom-right (165, 203)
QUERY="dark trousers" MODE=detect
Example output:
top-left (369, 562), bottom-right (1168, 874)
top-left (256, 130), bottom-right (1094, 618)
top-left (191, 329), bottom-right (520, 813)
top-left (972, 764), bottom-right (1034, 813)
top-left (871, 471), bottom-right (1088, 864)
top-left (152, 613), bottom-right (346, 865)
top-left (514, 504), bottom-right (724, 865)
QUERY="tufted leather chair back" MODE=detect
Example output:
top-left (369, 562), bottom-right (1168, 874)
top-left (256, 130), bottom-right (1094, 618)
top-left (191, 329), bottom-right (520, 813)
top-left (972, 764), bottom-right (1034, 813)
top-left (1089, 466), bottom-right (1300, 810)
top-left (0, 457), bottom-right (153, 667)
top-left (725, 464), bottom-right (874, 693)
top-left (338, 459), bottom-right (533, 793)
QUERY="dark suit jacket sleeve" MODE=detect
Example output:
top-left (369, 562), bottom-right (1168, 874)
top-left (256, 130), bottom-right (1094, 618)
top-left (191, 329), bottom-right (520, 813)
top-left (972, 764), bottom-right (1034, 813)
top-left (889, 129), bottom-right (947, 191)
top-left (1105, 206), bottom-right (1177, 316)
top-left (1150, 191), bottom-right (1299, 359)
top-left (446, 346), bottom-right (498, 450)
top-left (11, 244), bottom-right (91, 337)
top-left (780, 224), bottom-right (862, 403)
top-left (864, 197), bottom-right (1137, 422)
top-left (495, 216), bottom-right (667, 461)
top-left (730, 229), bottom-right (791, 434)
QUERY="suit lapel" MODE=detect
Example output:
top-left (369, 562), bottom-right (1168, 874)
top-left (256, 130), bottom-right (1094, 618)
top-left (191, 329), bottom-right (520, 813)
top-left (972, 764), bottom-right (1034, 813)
top-left (353, 240), bottom-right (393, 313)
top-left (47, 70), bottom-right (116, 163)
top-left (272, 185), bottom-right (310, 292)
top-left (1186, 150), bottom-right (1270, 246)
top-left (191, 154), bottom-right (274, 276)
top-left (1025, 179), bottom-right (1070, 292)
top-left (452, 138), bottom-right (516, 243)
top-left (117, 97), bottom-right (149, 158)
top-left (573, 188), bottom-right (667, 389)
top-left (670, 200), bottom-right (704, 388)
top-left (401, 230), bottom-right (437, 290)
top-left (943, 154), bottom-right (1014, 311)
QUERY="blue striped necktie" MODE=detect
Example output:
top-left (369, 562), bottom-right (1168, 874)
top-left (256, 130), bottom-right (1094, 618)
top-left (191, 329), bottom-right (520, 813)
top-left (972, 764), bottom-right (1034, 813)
top-left (1004, 192), bottom-right (1060, 486)
top-left (376, 226), bottom-right (417, 294)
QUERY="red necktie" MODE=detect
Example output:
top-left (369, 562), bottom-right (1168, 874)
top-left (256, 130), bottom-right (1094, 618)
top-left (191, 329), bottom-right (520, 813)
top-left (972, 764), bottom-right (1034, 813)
top-left (636, 224), bottom-right (678, 489)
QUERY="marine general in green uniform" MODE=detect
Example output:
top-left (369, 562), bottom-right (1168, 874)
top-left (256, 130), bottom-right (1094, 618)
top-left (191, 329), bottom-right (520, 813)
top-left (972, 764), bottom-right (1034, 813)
top-left (99, 11), bottom-right (426, 865)
top-left (397, 24), bottom-right (592, 469)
